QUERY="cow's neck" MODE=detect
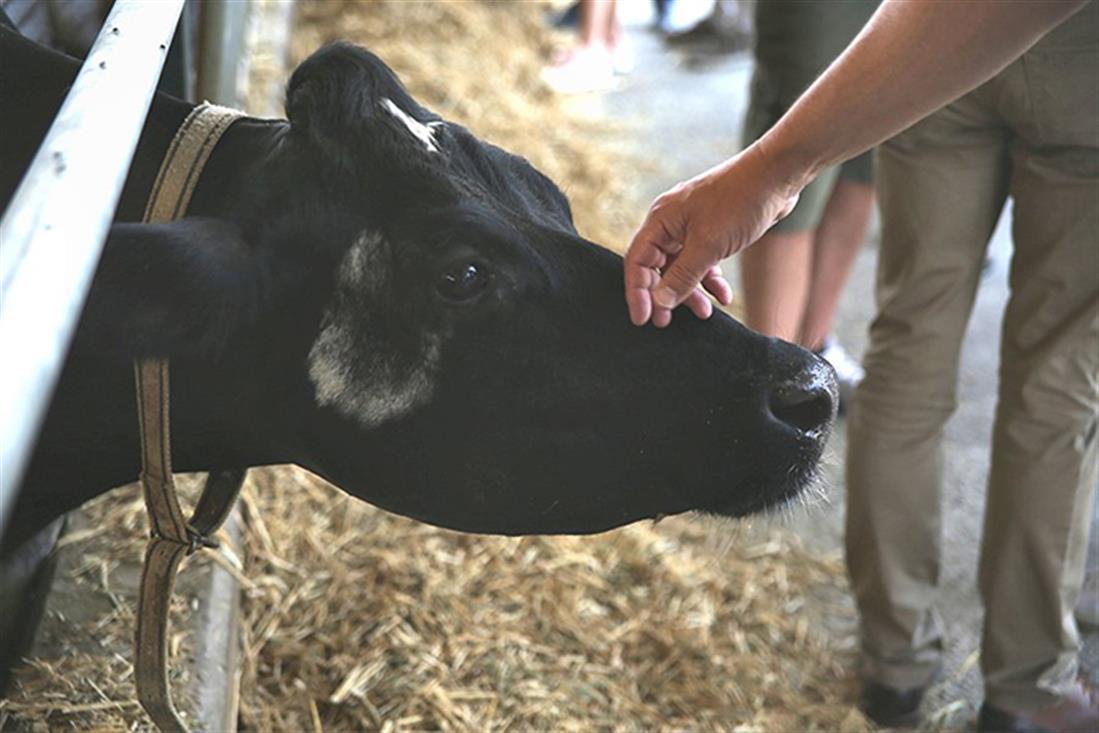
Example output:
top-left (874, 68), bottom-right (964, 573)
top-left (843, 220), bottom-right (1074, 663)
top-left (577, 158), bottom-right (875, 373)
top-left (5, 97), bottom-right (292, 555)
top-left (118, 96), bottom-right (286, 223)
top-left (9, 349), bottom-right (290, 555)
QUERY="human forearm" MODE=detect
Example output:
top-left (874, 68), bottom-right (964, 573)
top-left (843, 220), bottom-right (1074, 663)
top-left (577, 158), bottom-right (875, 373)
top-left (623, 0), bottom-right (1091, 326)
top-left (759, 0), bottom-right (1090, 191)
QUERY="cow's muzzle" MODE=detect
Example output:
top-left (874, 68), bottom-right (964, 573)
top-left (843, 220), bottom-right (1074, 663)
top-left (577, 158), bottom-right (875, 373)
top-left (764, 346), bottom-right (838, 439)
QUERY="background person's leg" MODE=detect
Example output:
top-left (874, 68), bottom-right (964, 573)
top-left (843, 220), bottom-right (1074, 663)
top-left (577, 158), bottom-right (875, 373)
top-left (739, 167), bottom-right (837, 342)
top-left (579, 0), bottom-right (617, 49)
top-left (801, 169), bottom-right (876, 408)
top-left (739, 229), bottom-right (813, 343)
top-left (799, 178), bottom-right (875, 352)
top-left (847, 93), bottom-right (1010, 700)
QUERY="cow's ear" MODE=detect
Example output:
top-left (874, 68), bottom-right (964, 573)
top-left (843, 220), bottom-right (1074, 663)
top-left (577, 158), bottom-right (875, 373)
top-left (77, 218), bottom-right (267, 360)
top-left (285, 42), bottom-right (438, 160)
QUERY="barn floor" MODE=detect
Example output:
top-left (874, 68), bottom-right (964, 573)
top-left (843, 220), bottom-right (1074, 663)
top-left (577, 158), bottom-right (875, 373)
top-left (599, 5), bottom-right (1099, 730)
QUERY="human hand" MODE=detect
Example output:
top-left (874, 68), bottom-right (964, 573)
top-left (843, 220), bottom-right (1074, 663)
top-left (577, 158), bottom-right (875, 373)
top-left (624, 144), bottom-right (804, 327)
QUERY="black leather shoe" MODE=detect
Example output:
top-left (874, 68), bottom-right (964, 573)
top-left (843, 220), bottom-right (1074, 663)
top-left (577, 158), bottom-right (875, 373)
top-left (861, 680), bottom-right (925, 728)
top-left (976, 703), bottom-right (1051, 733)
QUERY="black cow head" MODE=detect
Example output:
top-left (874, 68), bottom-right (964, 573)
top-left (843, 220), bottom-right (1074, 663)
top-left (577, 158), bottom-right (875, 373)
top-left (77, 43), bottom-right (837, 536)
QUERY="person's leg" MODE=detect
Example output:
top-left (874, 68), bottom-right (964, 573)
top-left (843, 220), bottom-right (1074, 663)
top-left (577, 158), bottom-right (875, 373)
top-left (846, 91), bottom-right (1009, 709)
top-left (739, 229), bottom-right (812, 342)
top-left (978, 41), bottom-right (1099, 723)
top-left (799, 177), bottom-right (875, 352)
top-left (579, 0), bottom-right (616, 49)
top-left (800, 173), bottom-right (875, 409)
top-left (739, 166), bottom-right (837, 342)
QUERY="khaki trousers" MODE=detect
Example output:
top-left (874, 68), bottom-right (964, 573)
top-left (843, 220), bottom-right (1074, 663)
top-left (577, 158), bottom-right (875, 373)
top-left (845, 5), bottom-right (1099, 713)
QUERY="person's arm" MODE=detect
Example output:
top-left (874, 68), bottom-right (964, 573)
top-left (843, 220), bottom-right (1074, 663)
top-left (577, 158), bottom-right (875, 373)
top-left (625, 0), bottom-right (1090, 327)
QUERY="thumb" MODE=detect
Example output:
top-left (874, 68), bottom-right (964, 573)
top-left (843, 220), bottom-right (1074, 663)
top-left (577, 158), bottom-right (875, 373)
top-left (652, 239), bottom-right (719, 310)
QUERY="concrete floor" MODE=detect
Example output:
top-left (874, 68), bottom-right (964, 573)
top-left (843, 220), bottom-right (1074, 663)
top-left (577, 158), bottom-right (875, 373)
top-left (594, 12), bottom-right (1098, 729)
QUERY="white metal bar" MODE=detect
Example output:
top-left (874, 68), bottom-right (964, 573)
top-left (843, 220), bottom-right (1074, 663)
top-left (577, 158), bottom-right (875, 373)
top-left (0, 0), bottom-right (186, 536)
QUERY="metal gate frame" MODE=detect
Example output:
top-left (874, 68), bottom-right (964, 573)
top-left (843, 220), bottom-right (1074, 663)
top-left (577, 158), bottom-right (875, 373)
top-left (0, 0), bottom-right (186, 538)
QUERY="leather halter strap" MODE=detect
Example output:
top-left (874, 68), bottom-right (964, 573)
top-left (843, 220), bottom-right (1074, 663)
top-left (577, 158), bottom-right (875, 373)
top-left (134, 102), bottom-right (246, 733)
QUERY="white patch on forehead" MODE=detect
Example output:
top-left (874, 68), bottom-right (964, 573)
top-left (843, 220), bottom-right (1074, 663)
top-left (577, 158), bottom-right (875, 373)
top-left (307, 231), bottom-right (442, 428)
top-left (381, 97), bottom-right (443, 153)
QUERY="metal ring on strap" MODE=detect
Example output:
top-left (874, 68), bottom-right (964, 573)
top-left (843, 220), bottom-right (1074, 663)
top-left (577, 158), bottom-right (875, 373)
top-left (134, 102), bottom-right (246, 733)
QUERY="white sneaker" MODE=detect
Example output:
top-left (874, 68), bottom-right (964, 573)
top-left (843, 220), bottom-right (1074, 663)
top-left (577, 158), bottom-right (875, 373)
top-left (816, 338), bottom-right (865, 411)
top-left (541, 45), bottom-right (615, 94)
top-left (611, 37), bottom-right (635, 76)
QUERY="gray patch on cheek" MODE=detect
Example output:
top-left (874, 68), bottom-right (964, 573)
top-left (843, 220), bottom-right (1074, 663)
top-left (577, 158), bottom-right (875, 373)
top-left (308, 324), bottom-right (440, 428)
top-left (307, 231), bottom-right (441, 428)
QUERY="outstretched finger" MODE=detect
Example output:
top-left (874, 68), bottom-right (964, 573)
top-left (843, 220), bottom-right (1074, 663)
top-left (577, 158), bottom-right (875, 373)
top-left (701, 265), bottom-right (733, 306)
top-left (625, 263), bottom-right (656, 326)
top-left (624, 212), bottom-right (676, 325)
top-left (682, 287), bottom-right (714, 320)
top-left (652, 305), bottom-right (673, 329)
top-left (651, 238), bottom-right (721, 311)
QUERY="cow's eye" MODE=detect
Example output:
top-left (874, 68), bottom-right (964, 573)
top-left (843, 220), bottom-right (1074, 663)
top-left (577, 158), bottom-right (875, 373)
top-left (436, 262), bottom-right (491, 303)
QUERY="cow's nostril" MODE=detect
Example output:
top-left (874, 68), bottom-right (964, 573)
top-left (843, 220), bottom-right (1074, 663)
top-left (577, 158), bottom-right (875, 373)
top-left (769, 385), bottom-right (834, 434)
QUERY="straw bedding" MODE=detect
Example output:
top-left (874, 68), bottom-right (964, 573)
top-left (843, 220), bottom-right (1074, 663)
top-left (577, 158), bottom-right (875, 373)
top-left (236, 467), bottom-right (868, 732)
top-left (2, 1), bottom-right (871, 730)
